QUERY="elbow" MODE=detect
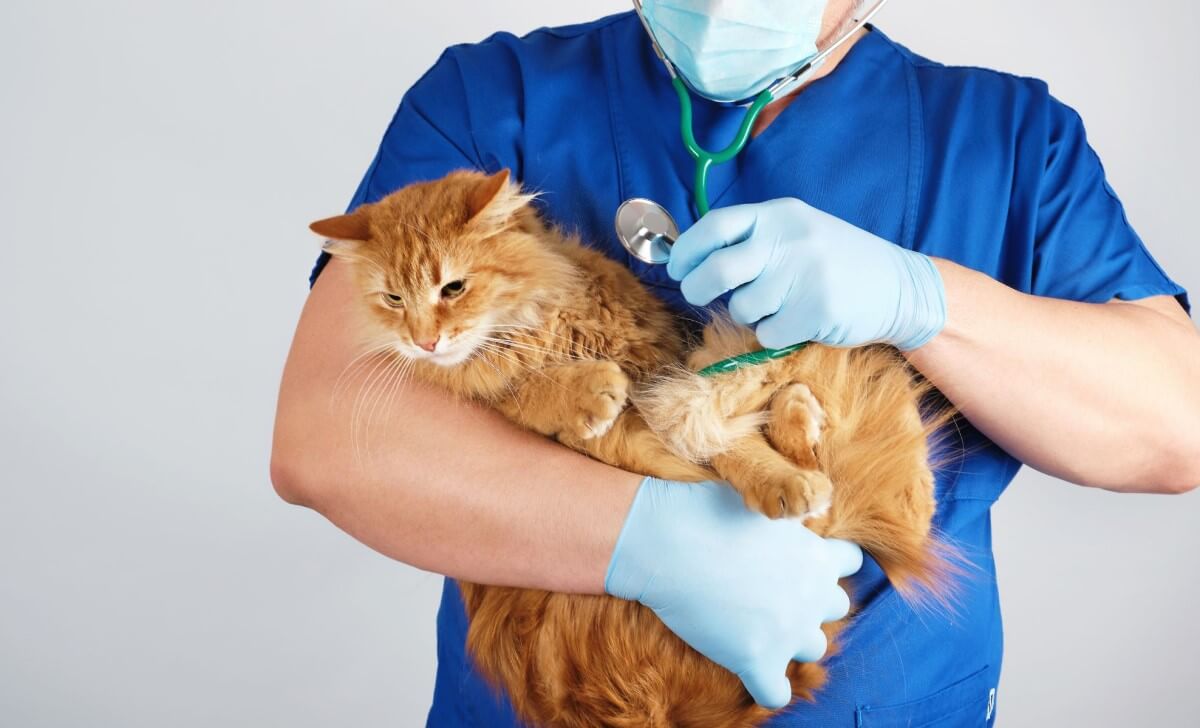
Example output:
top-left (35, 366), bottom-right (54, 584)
top-left (1145, 432), bottom-right (1200, 495)
top-left (1158, 474), bottom-right (1199, 497)
top-left (1160, 455), bottom-right (1200, 495)
top-left (270, 387), bottom-right (337, 508)
top-left (270, 414), bottom-right (324, 508)
top-left (270, 448), bottom-right (313, 506)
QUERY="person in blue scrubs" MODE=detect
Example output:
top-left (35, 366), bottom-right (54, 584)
top-left (275, 2), bottom-right (1200, 726)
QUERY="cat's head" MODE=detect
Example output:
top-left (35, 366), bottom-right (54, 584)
top-left (310, 169), bottom-right (577, 367)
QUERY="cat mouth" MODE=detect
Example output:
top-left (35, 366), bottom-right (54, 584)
top-left (427, 349), bottom-right (474, 366)
top-left (402, 340), bottom-right (477, 367)
top-left (396, 324), bottom-right (493, 367)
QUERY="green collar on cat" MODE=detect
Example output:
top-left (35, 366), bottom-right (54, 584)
top-left (696, 343), bottom-right (809, 377)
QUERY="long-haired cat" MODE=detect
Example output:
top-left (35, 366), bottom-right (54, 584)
top-left (310, 169), bottom-right (954, 728)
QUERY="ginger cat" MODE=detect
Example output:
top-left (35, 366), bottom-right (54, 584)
top-left (310, 170), bottom-right (953, 728)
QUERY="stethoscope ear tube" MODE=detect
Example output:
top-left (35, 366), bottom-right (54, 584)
top-left (767, 0), bottom-right (892, 99)
top-left (631, 0), bottom-right (674, 78)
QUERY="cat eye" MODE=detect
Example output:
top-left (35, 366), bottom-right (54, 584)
top-left (441, 280), bottom-right (466, 299)
top-left (381, 292), bottom-right (404, 308)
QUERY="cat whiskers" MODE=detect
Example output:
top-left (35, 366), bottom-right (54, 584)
top-left (473, 341), bottom-right (568, 421)
top-left (377, 356), bottom-right (417, 428)
top-left (470, 346), bottom-right (527, 420)
top-left (476, 337), bottom-right (568, 391)
top-left (332, 338), bottom-right (401, 407)
top-left (361, 353), bottom-right (415, 460)
top-left (349, 349), bottom-right (405, 465)
top-left (476, 323), bottom-right (607, 361)
top-left (474, 340), bottom-right (553, 385)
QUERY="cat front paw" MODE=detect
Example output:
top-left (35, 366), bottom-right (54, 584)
top-left (568, 362), bottom-right (630, 440)
top-left (740, 466), bottom-right (834, 522)
top-left (772, 383), bottom-right (826, 452)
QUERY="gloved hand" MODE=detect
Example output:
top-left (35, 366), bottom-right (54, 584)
top-left (605, 478), bottom-right (863, 709)
top-left (666, 198), bottom-right (947, 351)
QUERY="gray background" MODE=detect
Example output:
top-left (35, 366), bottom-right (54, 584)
top-left (1, 0), bottom-right (1196, 725)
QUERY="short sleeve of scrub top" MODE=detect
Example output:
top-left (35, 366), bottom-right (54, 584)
top-left (304, 13), bottom-right (1189, 728)
top-left (907, 56), bottom-right (1189, 315)
top-left (1032, 100), bottom-right (1188, 308)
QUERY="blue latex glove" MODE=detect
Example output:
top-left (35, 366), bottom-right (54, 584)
top-left (605, 478), bottom-right (863, 709)
top-left (666, 198), bottom-right (947, 351)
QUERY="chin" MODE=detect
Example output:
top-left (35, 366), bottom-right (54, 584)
top-left (392, 343), bottom-right (471, 367)
top-left (429, 347), bottom-right (475, 367)
top-left (394, 328), bottom-right (487, 368)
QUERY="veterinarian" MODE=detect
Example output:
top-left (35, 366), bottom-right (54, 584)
top-left (272, 0), bottom-right (1200, 725)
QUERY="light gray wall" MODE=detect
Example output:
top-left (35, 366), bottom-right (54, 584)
top-left (1, 1), bottom-right (1195, 726)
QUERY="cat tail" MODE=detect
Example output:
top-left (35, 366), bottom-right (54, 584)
top-left (829, 514), bottom-right (970, 618)
top-left (821, 373), bottom-right (973, 618)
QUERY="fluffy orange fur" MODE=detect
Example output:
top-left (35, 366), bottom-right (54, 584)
top-left (311, 170), bottom-right (955, 728)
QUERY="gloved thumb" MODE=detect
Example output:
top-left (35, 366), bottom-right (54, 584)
top-left (825, 538), bottom-right (865, 578)
top-left (739, 666), bottom-right (793, 710)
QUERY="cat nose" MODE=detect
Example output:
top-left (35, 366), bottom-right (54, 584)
top-left (417, 336), bottom-right (440, 353)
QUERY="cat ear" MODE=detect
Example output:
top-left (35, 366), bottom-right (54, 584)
top-left (310, 208), bottom-right (369, 256)
top-left (467, 169), bottom-right (511, 219)
top-left (466, 169), bottom-right (531, 229)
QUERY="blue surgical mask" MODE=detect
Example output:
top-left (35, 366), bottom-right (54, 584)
top-left (638, 0), bottom-right (828, 103)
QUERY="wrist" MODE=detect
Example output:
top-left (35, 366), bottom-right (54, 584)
top-left (595, 472), bottom-right (647, 596)
top-left (892, 251), bottom-right (948, 351)
top-left (902, 257), bottom-right (993, 376)
top-left (604, 476), bottom-right (666, 600)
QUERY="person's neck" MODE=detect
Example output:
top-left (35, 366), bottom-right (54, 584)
top-left (750, 25), bottom-right (869, 138)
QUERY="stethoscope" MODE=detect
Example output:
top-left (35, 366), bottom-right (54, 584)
top-left (615, 0), bottom-right (891, 375)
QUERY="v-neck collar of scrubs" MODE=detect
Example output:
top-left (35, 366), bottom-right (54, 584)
top-left (603, 21), bottom-right (922, 290)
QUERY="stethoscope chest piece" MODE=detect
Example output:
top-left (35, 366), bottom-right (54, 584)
top-left (615, 198), bottom-right (679, 265)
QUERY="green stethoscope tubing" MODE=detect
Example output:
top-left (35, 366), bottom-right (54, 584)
top-left (670, 76), bottom-right (807, 376)
top-left (673, 75), bottom-right (774, 217)
top-left (695, 342), bottom-right (809, 378)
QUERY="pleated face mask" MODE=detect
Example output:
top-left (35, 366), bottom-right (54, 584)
top-left (639, 0), bottom-right (828, 103)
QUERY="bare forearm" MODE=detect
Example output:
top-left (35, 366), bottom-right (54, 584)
top-left (907, 259), bottom-right (1200, 493)
top-left (271, 261), bottom-right (641, 594)
top-left (273, 382), bottom-right (640, 593)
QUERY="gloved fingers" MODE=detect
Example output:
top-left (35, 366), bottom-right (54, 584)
top-left (667, 204), bottom-right (759, 282)
top-left (754, 309), bottom-right (818, 351)
top-left (679, 242), bottom-right (767, 307)
top-left (727, 272), bottom-right (789, 327)
top-left (791, 629), bottom-right (830, 664)
top-left (824, 538), bottom-right (865, 578)
top-left (738, 664), bottom-right (795, 710)
top-left (822, 584), bottom-right (852, 623)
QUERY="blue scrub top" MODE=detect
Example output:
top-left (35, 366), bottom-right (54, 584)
top-left (310, 13), bottom-right (1188, 728)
